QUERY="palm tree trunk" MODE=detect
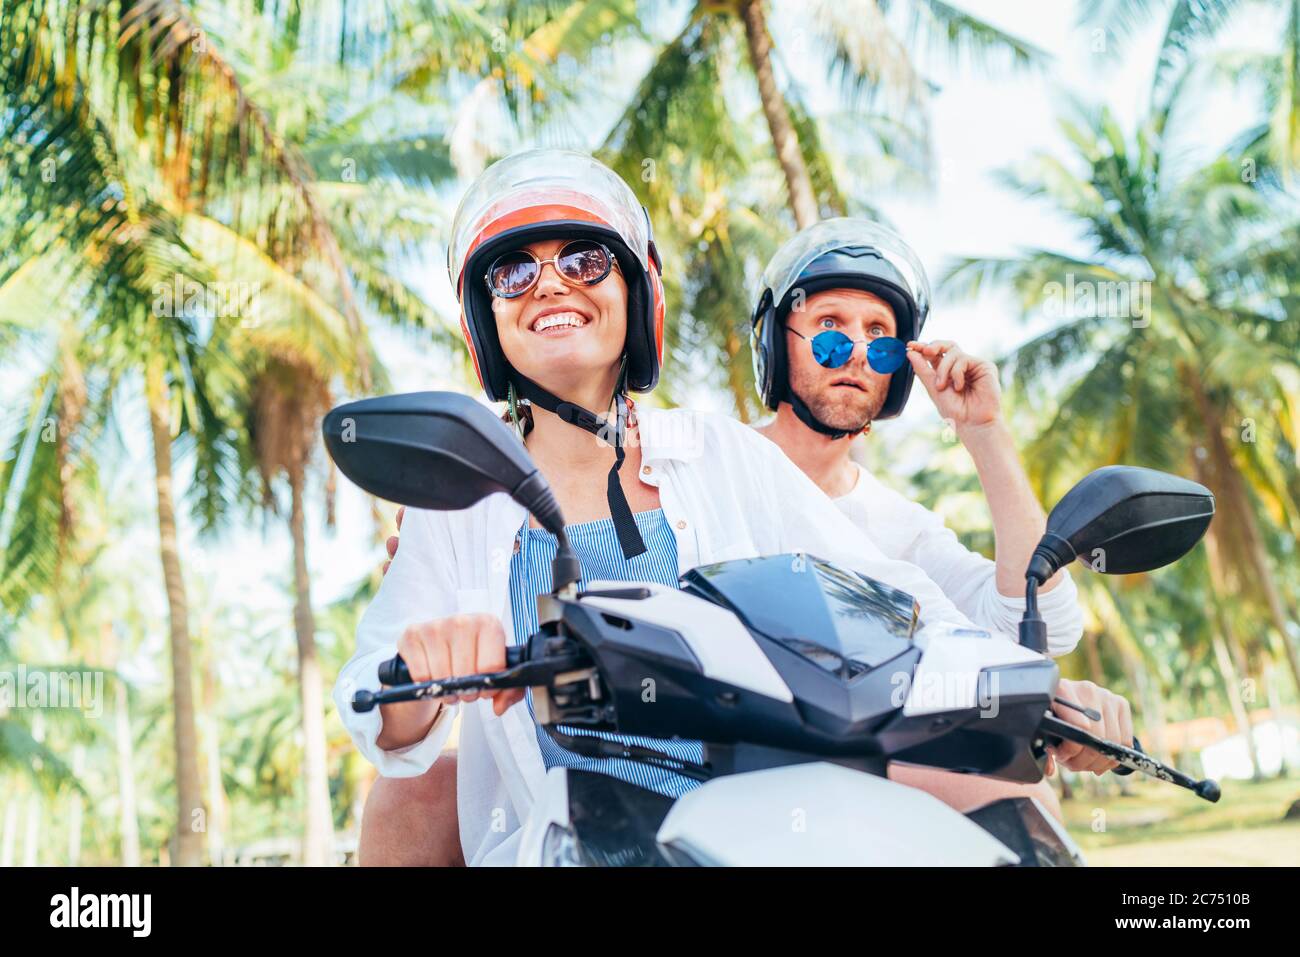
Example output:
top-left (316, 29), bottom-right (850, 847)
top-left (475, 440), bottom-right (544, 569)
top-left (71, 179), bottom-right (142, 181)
top-left (1122, 646), bottom-right (1171, 765)
top-left (1209, 612), bottom-right (1262, 779)
top-left (289, 463), bottom-right (334, 866)
top-left (738, 0), bottom-right (820, 228)
top-left (203, 678), bottom-right (228, 867)
top-left (146, 361), bottom-right (205, 866)
top-left (1, 797), bottom-right (17, 866)
top-left (1194, 446), bottom-right (1264, 779)
top-left (1057, 772), bottom-right (1073, 802)
top-left (1189, 374), bottom-right (1300, 695)
top-left (23, 792), bottom-right (40, 866)
top-left (1264, 661), bottom-right (1290, 776)
top-left (67, 744), bottom-right (85, 864)
top-left (1083, 631), bottom-right (1106, 686)
top-left (724, 330), bottom-right (753, 422)
top-left (114, 678), bottom-right (141, 866)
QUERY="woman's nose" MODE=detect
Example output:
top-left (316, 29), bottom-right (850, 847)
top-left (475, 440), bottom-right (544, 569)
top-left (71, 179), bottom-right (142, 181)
top-left (532, 260), bottom-right (568, 296)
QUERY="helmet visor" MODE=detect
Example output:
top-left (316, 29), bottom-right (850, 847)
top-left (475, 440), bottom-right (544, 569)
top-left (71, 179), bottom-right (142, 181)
top-left (762, 217), bottom-right (931, 318)
top-left (448, 149), bottom-right (651, 290)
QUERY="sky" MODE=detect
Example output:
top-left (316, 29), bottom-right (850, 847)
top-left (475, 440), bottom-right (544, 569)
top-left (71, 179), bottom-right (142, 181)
top-left (5, 1), bottom-right (1281, 684)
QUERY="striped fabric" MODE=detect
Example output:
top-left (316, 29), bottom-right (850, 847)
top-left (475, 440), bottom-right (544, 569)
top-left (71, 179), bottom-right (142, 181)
top-left (508, 508), bottom-right (705, 799)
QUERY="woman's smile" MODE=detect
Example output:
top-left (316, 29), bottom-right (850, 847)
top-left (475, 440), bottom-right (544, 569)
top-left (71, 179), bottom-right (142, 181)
top-left (529, 307), bottom-right (593, 336)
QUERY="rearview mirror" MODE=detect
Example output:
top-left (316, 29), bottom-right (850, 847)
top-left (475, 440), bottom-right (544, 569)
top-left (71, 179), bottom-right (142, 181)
top-left (1027, 465), bottom-right (1215, 583)
top-left (321, 391), bottom-right (565, 535)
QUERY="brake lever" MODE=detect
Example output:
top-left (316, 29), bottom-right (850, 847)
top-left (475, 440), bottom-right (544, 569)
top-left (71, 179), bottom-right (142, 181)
top-left (351, 652), bottom-right (592, 713)
top-left (1039, 712), bottom-right (1220, 802)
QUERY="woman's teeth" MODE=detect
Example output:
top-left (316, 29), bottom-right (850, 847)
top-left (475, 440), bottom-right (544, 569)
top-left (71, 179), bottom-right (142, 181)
top-left (532, 312), bottom-right (588, 333)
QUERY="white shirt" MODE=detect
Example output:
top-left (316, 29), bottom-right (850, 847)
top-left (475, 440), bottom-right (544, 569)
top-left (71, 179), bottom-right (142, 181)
top-left (832, 462), bottom-right (1082, 655)
top-left (333, 407), bottom-right (1076, 865)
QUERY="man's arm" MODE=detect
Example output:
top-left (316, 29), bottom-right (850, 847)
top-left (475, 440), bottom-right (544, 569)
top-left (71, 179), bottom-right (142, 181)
top-left (957, 418), bottom-right (1061, 596)
top-left (907, 341), bottom-right (1065, 597)
top-left (842, 466), bottom-right (1082, 655)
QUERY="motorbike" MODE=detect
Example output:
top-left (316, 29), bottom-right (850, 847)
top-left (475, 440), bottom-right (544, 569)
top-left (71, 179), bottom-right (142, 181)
top-left (323, 391), bottom-right (1220, 867)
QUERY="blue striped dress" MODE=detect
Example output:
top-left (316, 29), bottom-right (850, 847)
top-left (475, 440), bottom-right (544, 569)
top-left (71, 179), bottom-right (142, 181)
top-left (508, 508), bottom-right (705, 799)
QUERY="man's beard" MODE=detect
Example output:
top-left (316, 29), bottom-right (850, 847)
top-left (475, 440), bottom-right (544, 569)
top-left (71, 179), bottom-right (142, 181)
top-left (788, 368), bottom-right (885, 434)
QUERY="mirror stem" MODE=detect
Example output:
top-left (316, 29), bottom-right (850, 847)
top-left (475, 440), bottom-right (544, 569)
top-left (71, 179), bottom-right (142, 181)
top-left (1018, 575), bottom-right (1048, 653)
top-left (1026, 541), bottom-right (1061, 585)
top-left (552, 532), bottom-right (581, 597)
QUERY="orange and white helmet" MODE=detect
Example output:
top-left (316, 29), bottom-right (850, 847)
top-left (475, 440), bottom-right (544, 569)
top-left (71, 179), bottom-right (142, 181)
top-left (448, 149), bottom-right (666, 403)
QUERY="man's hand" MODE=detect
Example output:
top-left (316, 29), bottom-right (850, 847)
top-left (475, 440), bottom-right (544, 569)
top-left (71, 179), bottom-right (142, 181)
top-left (1045, 678), bottom-right (1135, 776)
top-left (382, 506), bottom-right (405, 575)
top-left (907, 340), bottom-right (1002, 433)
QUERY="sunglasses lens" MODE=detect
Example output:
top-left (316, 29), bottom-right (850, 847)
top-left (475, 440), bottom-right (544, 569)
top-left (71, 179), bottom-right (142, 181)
top-left (557, 241), bottom-right (612, 284)
top-left (811, 330), bottom-right (855, 368)
top-left (867, 337), bottom-right (907, 374)
top-left (488, 252), bottom-right (538, 298)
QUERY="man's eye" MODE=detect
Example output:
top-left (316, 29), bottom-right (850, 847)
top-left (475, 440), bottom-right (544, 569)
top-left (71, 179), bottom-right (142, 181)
top-left (819, 318), bottom-right (835, 329)
top-left (869, 325), bottom-right (886, 337)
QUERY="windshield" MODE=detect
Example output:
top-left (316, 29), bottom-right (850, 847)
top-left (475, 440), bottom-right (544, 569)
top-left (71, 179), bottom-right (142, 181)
top-left (680, 554), bottom-right (917, 681)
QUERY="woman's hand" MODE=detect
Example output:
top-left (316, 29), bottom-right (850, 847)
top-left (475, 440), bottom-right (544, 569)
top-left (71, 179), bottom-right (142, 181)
top-left (376, 613), bottom-right (525, 751)
top-left (395, 613), bottom-right (522, 710)
top-left (1045, 678), bottom-right (1135, 776)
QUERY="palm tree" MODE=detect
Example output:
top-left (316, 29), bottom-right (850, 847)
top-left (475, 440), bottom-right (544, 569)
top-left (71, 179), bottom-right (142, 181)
top-left (1083, 0), bottom-right (1300, 176)
top-left (594, 1), bottom-right (1041, 417)
top-left (943, 99), bottom-right (1300, 702)
top-left (3, 0), bottom-right (542, 862)
top-left (243, 355), bottom-right (337, 865)
top-left (713, 0), bottom-right (1043, 228)
top-left (0, 0), bottom-right (385, 863)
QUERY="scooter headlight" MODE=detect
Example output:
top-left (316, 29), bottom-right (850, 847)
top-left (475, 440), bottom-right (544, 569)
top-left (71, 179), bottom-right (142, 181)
top-left (540, 822), bottom-right (586, 867)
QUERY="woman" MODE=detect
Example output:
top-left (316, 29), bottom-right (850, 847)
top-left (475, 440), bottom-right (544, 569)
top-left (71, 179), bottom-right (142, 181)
top-left (335, 150), bottom-right (1130, 866)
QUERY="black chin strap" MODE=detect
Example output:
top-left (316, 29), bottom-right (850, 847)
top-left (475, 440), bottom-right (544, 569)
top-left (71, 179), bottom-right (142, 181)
top-left (787, 390), bottom-right (853, 440)
top-left (513, 377), bottom-right (647, 560)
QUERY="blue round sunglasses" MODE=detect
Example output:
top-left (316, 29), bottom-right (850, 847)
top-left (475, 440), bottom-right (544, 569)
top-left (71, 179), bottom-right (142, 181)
top-left (789, 329), bottom-right (909, 374)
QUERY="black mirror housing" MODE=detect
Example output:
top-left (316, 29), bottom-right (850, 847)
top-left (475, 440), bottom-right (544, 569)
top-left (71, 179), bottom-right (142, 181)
top-left (1028, 465), bottom-right (1215, 584)
top-left (321, 391), bottom-right (566, 535)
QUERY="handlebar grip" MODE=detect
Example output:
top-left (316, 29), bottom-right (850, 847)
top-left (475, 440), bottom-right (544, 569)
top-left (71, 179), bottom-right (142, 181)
top-left (377, 655), bottom-right (410, 686)
top-left (1112, 734), bottom-right (1144, 776)
top-left (378, 645), bottom-right (526, 686)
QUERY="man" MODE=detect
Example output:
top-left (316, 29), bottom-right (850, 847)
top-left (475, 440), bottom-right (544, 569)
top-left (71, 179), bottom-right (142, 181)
top-left (360, 218), bottom-right (1130, 865)
top-left (748, 217), bottom-right (1109, 813)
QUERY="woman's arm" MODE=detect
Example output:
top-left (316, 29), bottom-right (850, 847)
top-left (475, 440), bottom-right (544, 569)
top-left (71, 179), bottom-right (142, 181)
top-left (332, 507), bottom-right (460, 777)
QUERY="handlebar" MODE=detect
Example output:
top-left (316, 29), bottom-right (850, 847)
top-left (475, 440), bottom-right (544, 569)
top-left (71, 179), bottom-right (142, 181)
top-left (1039, 712), bottom-right (1220, 802)
top-left (351, 644), bottom-right (587, 714)
top-left (359, 652), bottom-right (1222, 804)
top-left (377, 648), bottom-right (526, 686)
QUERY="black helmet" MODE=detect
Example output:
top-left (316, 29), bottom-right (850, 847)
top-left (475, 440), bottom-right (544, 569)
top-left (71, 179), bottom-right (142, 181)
top-left (751, 218), bottom-right (931, 424)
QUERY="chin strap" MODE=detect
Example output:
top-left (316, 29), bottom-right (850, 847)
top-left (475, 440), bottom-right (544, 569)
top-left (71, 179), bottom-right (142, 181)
top-left (788, 391), bottom-right (853, 440)
top-left (512, 377), bottom-right (647, 560)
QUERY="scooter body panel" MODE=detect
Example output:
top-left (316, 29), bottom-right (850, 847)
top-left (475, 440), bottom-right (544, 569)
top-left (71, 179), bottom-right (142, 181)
top-left (654, 762), bottom-right (1020, 866)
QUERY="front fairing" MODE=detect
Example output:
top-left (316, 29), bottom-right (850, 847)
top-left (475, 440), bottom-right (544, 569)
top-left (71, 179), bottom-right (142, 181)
top-left (541, 554), bottom-right (1056, 779)
top-left (681, 553), bottom-right (919, 675)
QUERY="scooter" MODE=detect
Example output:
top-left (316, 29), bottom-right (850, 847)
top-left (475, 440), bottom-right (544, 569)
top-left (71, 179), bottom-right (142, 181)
top-left (324, 391), bottom-right (1220, 866)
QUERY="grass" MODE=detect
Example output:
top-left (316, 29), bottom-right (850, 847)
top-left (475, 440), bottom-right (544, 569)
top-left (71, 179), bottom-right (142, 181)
top-left (1059, 773), bottom-right (1300, 866)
